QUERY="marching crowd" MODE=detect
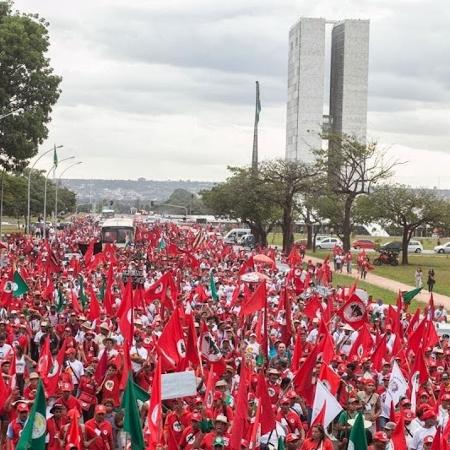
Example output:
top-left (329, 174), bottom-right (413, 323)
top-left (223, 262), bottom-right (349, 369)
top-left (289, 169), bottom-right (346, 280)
top-left (0, 216), bottom-right (448, 450)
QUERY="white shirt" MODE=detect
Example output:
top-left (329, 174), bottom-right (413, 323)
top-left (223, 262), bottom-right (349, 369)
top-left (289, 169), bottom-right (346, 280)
top-left (0, 343), bottom-right (12, 359)
top-left (130, 346), bottom-right (148, 373)
top-left (66, 359), bottom-right (84, 385)
top-left (411, 425), bottom-right (436, 450)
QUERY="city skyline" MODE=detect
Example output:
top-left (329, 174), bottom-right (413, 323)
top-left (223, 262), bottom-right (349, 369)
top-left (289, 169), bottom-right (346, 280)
top-left (12, 0), bottom-right (450, 188)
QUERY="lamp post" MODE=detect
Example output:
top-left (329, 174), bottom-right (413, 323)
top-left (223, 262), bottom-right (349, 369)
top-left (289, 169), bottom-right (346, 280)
top-left (55, 161), bottom-right (82, 221)
top-left (43, 156), bottom-right (74, 239)
top-left (27, 144), bottom-right (63, 234)
top-left (0, 170), bottom-right (5, 239)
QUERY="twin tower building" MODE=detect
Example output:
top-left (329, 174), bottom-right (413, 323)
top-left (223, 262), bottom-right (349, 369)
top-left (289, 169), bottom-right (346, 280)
top-left (285, 18), bottom-right (370, 163)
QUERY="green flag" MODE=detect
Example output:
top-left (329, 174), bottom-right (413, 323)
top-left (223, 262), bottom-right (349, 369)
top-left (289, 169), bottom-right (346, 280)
top-left (53, 145), bottom-right (58, 168)
top-left (209, 272), bottom-right (218, 301)
top-left (157, 237), bottom-right (166, 252)
top-left (98, 277), bottom-right (106, 301)
top-left (403, 287), bottom-right (422, 304)
top-left (121, 374), bottom-right (145, 450)
top-left (56, 288), bottom-right (65, 312)
top-left (12, 271), bottom-right (29, 297)
top-left (16, 380), bottom-right (46, 450)
top-left (277, 436), bottom-right (286, 450)
top-left (348, 412), bottom-right (367, 450)
top-left (79, 276), bottom-right (87, 309)
top-left (133, 380), bottom-right (150, 403)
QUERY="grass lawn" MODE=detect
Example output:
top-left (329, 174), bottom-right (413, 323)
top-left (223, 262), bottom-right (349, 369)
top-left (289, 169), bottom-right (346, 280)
top-left (373, 254), bottom-right (450, 297)
top-left (332, 272), bottom-right (420, 312)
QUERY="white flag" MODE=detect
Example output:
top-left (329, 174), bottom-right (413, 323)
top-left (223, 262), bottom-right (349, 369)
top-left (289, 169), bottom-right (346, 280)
top-left (312, 380), bottom-right (343, 429)
top-left (387, 360), bottom-right (408, 407)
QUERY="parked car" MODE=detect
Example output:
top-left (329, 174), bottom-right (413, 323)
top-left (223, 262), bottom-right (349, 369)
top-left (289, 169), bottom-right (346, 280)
top-left (380, 240), bottom-right (423, 253)
top-left (434, 242), bottom-right (450, 254)
top-left (316, 237), bottom-right (343, 250)
top-left (315, 235), bottom-right (329, 245)
top-left (352, 239), bottom-right (376, 250)
top-left (241, 234), bottom-right (256, 249)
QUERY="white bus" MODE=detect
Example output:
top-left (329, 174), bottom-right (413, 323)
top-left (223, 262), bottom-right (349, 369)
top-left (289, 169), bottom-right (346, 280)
top-left (101, 218), bottom-right (135, 247)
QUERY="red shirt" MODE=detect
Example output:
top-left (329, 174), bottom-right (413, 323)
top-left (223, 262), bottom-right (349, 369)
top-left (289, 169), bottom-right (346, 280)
top-left (301, 438), bottom-right (334, 450)
top-left (47, 416), bottom-right (67, 450)
top-left (85, 418), bottom-right (114, 450)
top-left (277, 410), bottom-right (303, 434)
top-left (201, 432), bottom-right (230, 450)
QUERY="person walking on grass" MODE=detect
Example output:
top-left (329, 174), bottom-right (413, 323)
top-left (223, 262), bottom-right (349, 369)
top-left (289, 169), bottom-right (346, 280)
top-left (415, 267), bottom-right (423, 289)
top-left (427, 269), bottom-right (435, 293)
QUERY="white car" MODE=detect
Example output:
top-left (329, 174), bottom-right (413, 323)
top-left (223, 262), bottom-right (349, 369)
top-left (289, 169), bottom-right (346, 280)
top-left (434, 242), bottom-right (450, 254)
top-left (316, 237), bottom-right (343, 250)
top-left (408, 240), bottom-right (423, 253)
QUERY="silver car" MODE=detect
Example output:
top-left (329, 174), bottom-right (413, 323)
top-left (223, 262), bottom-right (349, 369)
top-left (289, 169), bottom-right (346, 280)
top-left (316, 237), bottom-right (343, 250)
top-left (434, 242), bottom-right (450, 254)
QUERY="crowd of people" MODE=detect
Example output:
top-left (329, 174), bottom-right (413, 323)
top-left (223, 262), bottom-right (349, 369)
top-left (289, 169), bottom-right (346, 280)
top-left (0, 216), bottom-right (448, 449)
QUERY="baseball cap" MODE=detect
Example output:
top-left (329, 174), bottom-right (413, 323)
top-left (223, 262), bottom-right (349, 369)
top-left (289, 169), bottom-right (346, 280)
top-left (95, 405), bottom-right (106, 414)
top-left (423, 435), bottom-right (434, 444)
top-left (62, 383), bottom-right (72, 392)
top-left (17, 403), bottom-right (29, 412)
top-left (373, 431), bottom-right (389, 442)
top-left (384, 422), bottom-right (396, 430)
top-left (191, 412), bottom-right (202, 422)
top-left (422, 410), bottom-right (437, 420)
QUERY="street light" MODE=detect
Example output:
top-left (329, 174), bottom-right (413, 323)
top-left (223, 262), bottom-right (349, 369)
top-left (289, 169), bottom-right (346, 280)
top-left (0, 108), bottom-right (24, 120)
top-left (27, 144), bottom-right (63, 233)
top-left (55, 161), bottom-right (82, 221)
top-left (43, 156), bottom-right (74, 239)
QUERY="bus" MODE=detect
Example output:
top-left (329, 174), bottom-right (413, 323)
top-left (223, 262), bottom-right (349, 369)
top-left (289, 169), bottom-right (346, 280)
top-left (100, 218), bottom-right (135, 247)
top-left (101, 208), bottom-right (115, 219)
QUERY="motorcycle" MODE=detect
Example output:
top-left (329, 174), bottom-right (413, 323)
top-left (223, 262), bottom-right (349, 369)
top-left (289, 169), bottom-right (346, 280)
top-left (373, 250), bottom-right (399, 266)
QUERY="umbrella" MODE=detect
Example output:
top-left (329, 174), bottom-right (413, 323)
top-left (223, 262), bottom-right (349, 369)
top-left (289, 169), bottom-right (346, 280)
top-left (253, 254), bottom-right (276, 268)
top-left (240, 272), bottom-right (270, 283)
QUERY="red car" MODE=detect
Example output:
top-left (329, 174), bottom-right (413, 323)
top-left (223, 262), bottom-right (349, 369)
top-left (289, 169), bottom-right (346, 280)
top-left (352, 239), bottom-right (376, 250)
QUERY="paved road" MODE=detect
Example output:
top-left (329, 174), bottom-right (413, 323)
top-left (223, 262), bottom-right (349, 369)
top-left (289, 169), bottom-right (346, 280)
top-left (307, 255), bottom-right (450, 309)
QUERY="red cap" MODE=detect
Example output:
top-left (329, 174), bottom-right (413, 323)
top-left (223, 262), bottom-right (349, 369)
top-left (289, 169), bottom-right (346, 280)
top-left (422, 410), bottom-right (437, 420)
top-left (373, 431), bottom-right (389, 442)
top-left (95, 405), bottom-right (106, 414)
top-left (286, 433), bottom-right (300, 443)
top-left (280, 397), bottom-right (290, 405)
top-left (423, 435), bottom-right (434, 444)
top-left (442, 393), bottom-right (450, 401)
top-left (191, 412), bottom-right (202, 422)
top-left (62, 383), bottom-right (72, 392)
top-left (402, 409), bottom-right (415, 420)
top-left (17, 403), bottom-right (29, 412)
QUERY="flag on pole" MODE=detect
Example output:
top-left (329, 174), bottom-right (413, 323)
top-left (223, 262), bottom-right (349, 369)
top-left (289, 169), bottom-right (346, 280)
top-left (16, 380), bottom-right (46, 450)
top-left (403, 287), bottom-right (422, 304)
top-left (348, 412), bottom-right (367, 450)
top-left (12, 271), bottom-right (29, 297)
top-left (209, 272), bottom-right (218, 301)
top-left (311, 380), bottom-right (343, 429)
top-left (121, 374), bottom-right (145, 450)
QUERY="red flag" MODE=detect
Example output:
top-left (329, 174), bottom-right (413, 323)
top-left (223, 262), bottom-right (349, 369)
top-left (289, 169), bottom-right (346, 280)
top-left (248, 401), bottom-right (261, 449)
top-left (45, 339), bottom-right (67, 396)
top-left (238, 256), bottom-right (254, 276)
top-left (303, 294), bottom-right (322, 320)
top-left (256, 371), bottom-right (276, 435)
top-left (337, 294), bottom-right (367, 330)
top-left (391, 411), bottom-right (407, 450)
top-left (204, 368), bottom-right (218, 409)
top-left (348, 325), bottom-right (373, 359)
top-left (83, 241), bottom-right (95, 265)
top-left (144, 272), bottom-right (177, 311)
top-left (184, 313), bottom-right (200, 369)
top-left (430, 427), bottom-right (441, 450)
top-left (292, 346), bottom-right (318, 406)
top-left (278, 288), bottom-right (293, 346)
top-left (229, 361), bottom-right (248, 450)
top-left (291, 333), bottom-right (303, 371)
top-left (424, 319), bottom-right (439, 349)
top-left (119, 341), bottom-right (131, 391)
top-left (317, 323), bottom-right (336, 365)
top-left (287, 246), bottom-right (302, 267)
top-left (87, 287), bottom-right (101, 321)
top-left (71, 290), bottom-right (83, 315)
top-left (37, 336), bottom-right (51, 377)
top-left (118, 282), bottom-right (134, 343)
top-left (103, 265), bottom-right (114, 316)
top-left (371, 335), bottom-right (387, 371)
top-left (318, 364), bottom-right (341, 396)
top-left (407, 317), bottom-right (427, 356)
top-left (147, 359), bottom-right (162, 450)
top-left (310, 402), bottom-right (326, 429)
top-left (156, 309), bottom-right (186, 371)
top-left (411, 347), bottom-right (429, 385)
top-left (66, 409), bottom-right (82, 450)
top-left (239, 282), bottom-right (266, 317)
top-left (94, 347), bottom-right (108, 385)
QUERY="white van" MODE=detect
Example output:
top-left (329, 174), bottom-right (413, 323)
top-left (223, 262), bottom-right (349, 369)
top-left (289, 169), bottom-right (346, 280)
top-left (223, 228), bottom-right (251, 244)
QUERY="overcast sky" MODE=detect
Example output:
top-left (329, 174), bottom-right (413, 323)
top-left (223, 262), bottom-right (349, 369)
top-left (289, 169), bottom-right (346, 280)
top-left (13, 0), bottom-right (450, 187)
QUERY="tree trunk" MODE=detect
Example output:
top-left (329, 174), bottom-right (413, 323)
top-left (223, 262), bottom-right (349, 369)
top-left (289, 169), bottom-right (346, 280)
top-left (342, 195), bottom-right (354, 252)
top-left (282, 201), bottom-right (294, 254)
top-left (401, 226), bottom-right (410, 265)
top-left (306, 223), bottom-right (312, 249)
top-left (313, 227), bottom-right (320, 252)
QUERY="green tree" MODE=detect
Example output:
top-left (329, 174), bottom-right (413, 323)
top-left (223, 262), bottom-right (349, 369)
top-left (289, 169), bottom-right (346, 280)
top-left (259, 159), bottom-right (319, 253)
top-left (202, 167), bottom-right (280, 246)
top-left (314, 134), bottom-right (397, 251)
top-left (0, 1), bottom-right (61, 171)
top-left (356, 185), bottom-right (448, 265)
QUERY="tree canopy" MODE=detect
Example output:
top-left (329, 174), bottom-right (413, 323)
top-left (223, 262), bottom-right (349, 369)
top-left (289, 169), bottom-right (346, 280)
top-left (0, 1), bottom-right (61, 171)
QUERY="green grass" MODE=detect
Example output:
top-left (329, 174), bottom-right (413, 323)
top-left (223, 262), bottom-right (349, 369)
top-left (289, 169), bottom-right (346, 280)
top-left (332, 272), bottom-right (420, 312)
top-left (373, 254), bottom-right (450, 297)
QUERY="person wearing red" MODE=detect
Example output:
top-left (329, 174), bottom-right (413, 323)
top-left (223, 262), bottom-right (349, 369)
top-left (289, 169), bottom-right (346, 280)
top-left (164, 399), bottom-right (190, 446)
top-left (78, 367), bottom-right (98, 421)
top-left (301, 425), bottom-right (333, 450)
top-left (267, 368), bottom-right (282, 404)
top-left (55, 382), bottom-right (82, 414)
top-left (368, 431), bottom-right (389, 450)
top-left (6, 403), bottom-right (29, 449)
top-left (99, 364), bottom-right (121, 407)
top-left (277, 397), bottom-right (305, 438)
top-left (85, 405), bottom-right (114, 450)
top-left (47, 403), bottom-right (68, 450)
top-left (179, 413), bottom-right (203, 449)
top-left (199, 415), bottom-right (230, 450)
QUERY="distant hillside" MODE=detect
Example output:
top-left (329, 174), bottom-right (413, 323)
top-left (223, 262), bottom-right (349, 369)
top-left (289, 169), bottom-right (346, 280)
top-left (154, 188), bottom-right (211, 215)
top-left (61, 178), bottom-right (215, 203)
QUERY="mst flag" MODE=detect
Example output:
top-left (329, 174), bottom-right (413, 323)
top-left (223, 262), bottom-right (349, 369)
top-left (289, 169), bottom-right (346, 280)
top-left (12, 271), bottom-right (29, 297)
top-left (16, 380), bottom-right (46, 450)
top-left (121, 374), bottom-right (145, 450)
top-left (348, 412), bottom-right (367, 450)
top-left (403, 287), bottom-right (422, 304)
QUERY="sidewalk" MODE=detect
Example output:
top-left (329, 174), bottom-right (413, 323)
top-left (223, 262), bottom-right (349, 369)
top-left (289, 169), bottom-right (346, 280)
top-left (306, 255), bottom-right (450, 309)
